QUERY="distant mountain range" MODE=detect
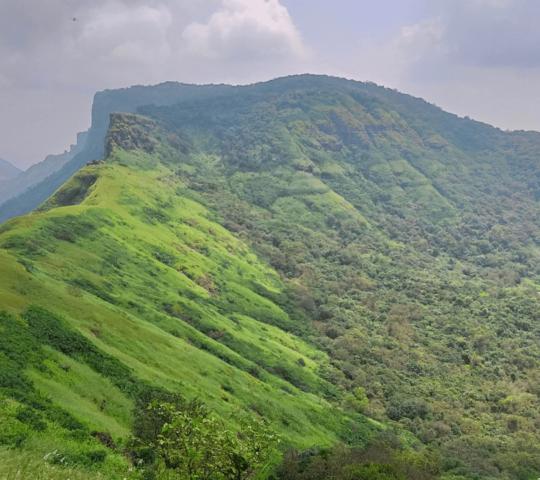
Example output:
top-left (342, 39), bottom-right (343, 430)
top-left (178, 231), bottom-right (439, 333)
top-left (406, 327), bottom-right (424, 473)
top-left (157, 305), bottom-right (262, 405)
top-left (0, 131), bottom-right (88, 207)
top-left (0, 157), bottom-right (21, 182)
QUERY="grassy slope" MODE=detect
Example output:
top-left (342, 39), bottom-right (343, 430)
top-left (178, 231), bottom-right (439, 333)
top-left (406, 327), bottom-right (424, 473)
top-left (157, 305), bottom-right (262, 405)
top-left (4, 75), bottom-right (540, 479)
top-left (135, 81), bottom-right (540, 480)
top-left (0, 135), bottom-right (382, 477)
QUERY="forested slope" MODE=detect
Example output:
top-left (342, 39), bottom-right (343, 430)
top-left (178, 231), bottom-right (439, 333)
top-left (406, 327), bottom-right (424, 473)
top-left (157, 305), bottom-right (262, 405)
top-left (3, 75), bottom-right (540, 479)
top-left (136, 77), bottom-right (540, 479)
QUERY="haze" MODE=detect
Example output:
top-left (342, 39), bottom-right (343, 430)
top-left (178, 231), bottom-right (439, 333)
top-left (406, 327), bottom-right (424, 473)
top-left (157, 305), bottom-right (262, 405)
top-left (1, 0), bottom-right (539, 170)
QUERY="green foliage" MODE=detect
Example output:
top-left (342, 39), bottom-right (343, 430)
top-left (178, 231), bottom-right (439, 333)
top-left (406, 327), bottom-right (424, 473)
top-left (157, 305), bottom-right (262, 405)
top-left (343, 387), bottom-right (369, 414)
top-left (36, 173), bottom-right (98, 213)
top-left (8, 76), bottom-right (540, 478)
top-left (0, 307), bottom-right (140, 476)
top-left (136, 397), bottom-right (279, 479)
top-left (22, 306), bottom-right (145, 398)
top-left (346, 462), bottom-right (407, 480)
top-left (152, 246), bottom-right (177, 267)
top-left (386, 398), bottom-right (431, 422)
top-left (15, 407), bottom-right (47, 432)
top-left (69, 278), bottom-right (118, 304)
top-left (0, 448), bottom-right (107, 480)
top-left (43, 214), bottom-right (97, 243)
top-left (273, 441), bottom-right (440, 480)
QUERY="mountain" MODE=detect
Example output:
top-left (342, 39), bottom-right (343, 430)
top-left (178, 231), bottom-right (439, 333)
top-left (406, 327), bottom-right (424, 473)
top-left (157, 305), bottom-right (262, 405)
top-left (0, 131), bottom-right (88, 207)
top-left (0, 157), bottom-right (21, 182)
top-left (3, 75), bottom-right (540, 479)
top-left (0, 116), bottom-right (384, 478)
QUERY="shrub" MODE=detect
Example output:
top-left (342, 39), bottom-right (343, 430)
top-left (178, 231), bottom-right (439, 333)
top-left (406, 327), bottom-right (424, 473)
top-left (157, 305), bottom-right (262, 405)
top-left (45, 406), bottom-right (87, 431)
top-left (152, 246), bottom-right (177, 267)
top-left (69, 278), bottom-right (117, 304)
top-left (143, 207), bottom-right (170, 224)
top-left (136, 397), bottom-right (279, 480)
top-left (44, 215), bottom-right (97, 243)
top-left (346, 462), bottom-right (407, 480)
top-left (343, 388), bottom-right (369, 414)
top-left (22, 306), bottom-right (144, 399)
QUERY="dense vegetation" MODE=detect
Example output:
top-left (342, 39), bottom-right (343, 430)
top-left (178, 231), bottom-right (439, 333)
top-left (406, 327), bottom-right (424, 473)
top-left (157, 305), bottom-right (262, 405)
top-left (3, 75), bottom-right (540, 478)
top-left (137, 78), bottom-right (540, 479)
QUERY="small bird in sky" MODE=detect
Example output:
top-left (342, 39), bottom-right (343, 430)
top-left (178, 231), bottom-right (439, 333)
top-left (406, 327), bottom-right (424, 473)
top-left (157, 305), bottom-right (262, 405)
top-left (72, 17), bottom-right (78, 22)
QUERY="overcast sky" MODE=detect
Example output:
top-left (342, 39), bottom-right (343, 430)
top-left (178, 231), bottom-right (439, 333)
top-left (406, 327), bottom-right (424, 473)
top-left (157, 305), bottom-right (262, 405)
top-left (2, 0), bottom-right (540, 169)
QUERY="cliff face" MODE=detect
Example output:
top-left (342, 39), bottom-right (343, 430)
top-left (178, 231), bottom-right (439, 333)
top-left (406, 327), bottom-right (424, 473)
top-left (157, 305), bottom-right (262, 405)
top-left (104, 112), bottom-right (157, 156)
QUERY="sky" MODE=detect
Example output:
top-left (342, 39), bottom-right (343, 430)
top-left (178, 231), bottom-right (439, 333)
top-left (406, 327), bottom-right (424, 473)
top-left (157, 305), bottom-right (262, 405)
top-left (2, 0), bottom-right (540, 170)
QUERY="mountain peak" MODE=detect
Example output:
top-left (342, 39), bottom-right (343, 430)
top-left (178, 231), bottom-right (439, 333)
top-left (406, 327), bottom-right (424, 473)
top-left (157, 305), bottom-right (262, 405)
top-left (4, 78), bottom-right (540, 478)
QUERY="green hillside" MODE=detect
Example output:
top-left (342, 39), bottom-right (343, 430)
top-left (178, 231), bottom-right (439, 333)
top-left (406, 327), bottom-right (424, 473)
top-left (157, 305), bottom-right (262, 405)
top-left (3, 75), bottom-right (540, 479)
top-left (0, 114), bottom-right (383, 478)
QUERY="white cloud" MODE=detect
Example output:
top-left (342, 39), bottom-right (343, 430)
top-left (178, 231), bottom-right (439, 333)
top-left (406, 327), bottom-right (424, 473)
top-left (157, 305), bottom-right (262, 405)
top-left (422, 0), bottom-right (540, 69)
top-left (398, 18), bottom-right (445, 63)
top-left (351, 18), bottom-right (445, 87)
top-left (78, 3), bottom-right (172, 69)
top-left (182, 0), bottom-right (308, 61)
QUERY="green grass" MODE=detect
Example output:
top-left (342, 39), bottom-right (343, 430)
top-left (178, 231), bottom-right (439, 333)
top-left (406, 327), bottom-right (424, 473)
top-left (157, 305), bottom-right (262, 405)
top-left (0, 448), bottom-right (103, 480)
top-left (5, 77), bottom-right (539, 479)
top-left (0, 138), bottom-right (383, 477)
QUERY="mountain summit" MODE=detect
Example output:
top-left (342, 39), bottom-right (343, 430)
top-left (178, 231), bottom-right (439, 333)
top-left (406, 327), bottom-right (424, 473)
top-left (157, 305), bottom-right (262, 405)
top-left (3, 75), bottom-right (540, 479)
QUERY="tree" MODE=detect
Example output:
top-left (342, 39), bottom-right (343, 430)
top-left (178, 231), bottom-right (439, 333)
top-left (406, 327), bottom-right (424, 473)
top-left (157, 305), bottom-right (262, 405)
top-left (216, 412), bottom-right (279, 480)
top-left (343, 387), bottom-right (369, 413)
top-left (140, 397), bottom-right (279, 479)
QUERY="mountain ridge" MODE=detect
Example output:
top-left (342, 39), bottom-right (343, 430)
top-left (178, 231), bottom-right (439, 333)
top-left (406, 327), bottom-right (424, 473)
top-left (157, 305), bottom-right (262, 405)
top-left (3, 75), bottom-right (540, 478)
top-left (0, 81), bottom-right (234, 224)
top-left (0, 74), bottom-right (513, 225)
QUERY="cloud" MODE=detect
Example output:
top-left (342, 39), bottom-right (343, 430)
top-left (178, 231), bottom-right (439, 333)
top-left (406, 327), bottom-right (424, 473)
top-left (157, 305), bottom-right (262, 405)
top-left (0, 0), bottom-right (306, 88)
top-left (74, 3), bottom-right (174, 83)
top-left (182, 0), bottom-right (308, 62)
top-left (349, 0), bottom-right (540, 86)
top-left (349, 17), bottom-right (445, 87)
top-left (424, 0), bottom-right (540, 69)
